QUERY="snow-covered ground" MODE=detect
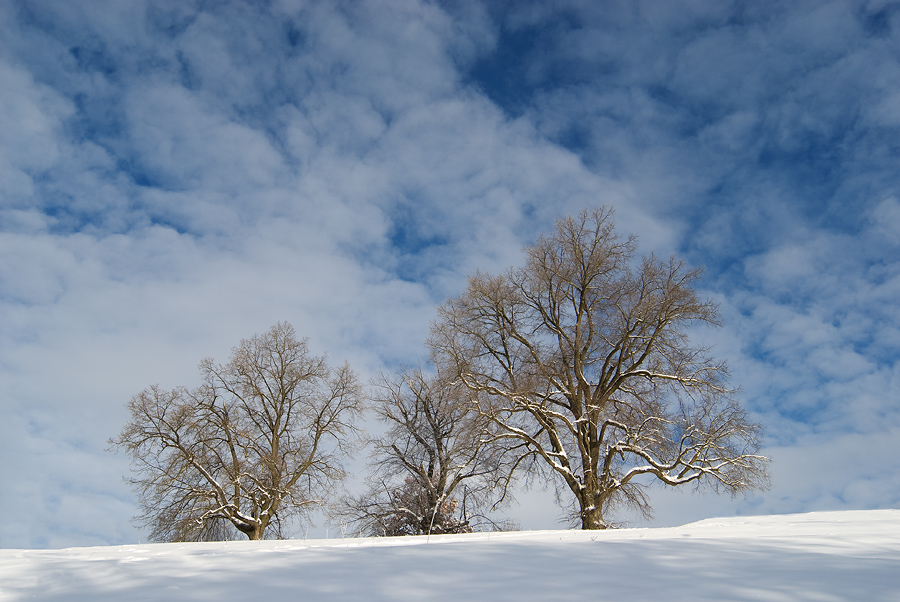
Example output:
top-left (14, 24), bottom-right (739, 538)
top-left (2, 510), bottom-right (897, 601)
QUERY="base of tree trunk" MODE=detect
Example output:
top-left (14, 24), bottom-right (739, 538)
top-left (581, 509), bottom-right (608, 530)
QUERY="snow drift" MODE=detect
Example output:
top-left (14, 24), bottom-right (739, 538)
top-left (2, 510), bottom-right (898, 601)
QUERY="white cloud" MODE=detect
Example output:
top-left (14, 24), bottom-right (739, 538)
top-left (0, 61), bottom-right (72, 205)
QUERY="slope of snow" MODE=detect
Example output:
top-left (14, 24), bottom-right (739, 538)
top-left (2, 510), bottom-right (898, 601)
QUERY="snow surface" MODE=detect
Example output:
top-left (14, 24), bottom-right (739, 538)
top-left (2, 510), bottom-right (898, 601)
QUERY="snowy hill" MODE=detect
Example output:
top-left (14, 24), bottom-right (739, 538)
top-left (2, 510), bottom-right (898, 601)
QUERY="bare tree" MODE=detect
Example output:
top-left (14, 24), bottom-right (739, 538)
top-left (349, 476), bottom-right (471, 537)
top-left (112, 322), bottom-right (363, 541)
top-left (342, 367), bottom-right (511, 536)
top-left (429, 207), bottom-right (769, 530)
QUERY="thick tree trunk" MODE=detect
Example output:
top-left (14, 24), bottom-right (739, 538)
top-left (234, 517), bottom-right (266, 540)
top-left (577, 457), bottom-right (607, 529)
top-left (580, 503), bottom-right (607, 530)
top-left (578, 479), bottom-right (607, 529)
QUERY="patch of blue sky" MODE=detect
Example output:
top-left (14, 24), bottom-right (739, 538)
top-left (375, 196), bottom-right (455, 291)
top-left (466, 24), bottom-right (561, 116)
top-left (388, 218), bottom-right (449, 262)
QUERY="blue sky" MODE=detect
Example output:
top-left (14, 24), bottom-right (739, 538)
top-left (1, 0), bottom-right (898, 548)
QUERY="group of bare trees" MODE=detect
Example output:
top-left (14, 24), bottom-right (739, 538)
top-left (113, 207), bottom-right (769, 541)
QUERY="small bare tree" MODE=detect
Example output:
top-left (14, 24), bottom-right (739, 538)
top-left (353, 476), bottom-right (471, 537)
top-left (342, 367), bottom-right (511, 536)
top-left (429, 207), bottom-right (769, 530)
top-left (112, 322), bottom-right (363, 541)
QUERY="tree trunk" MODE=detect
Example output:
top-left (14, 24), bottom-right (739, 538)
top-left (577, 481), bottom-right (607, 530)
top-left (246, 527), bottom-right (263, 540)
top-left (580, 503), bottom-right (607, 530)
top-left (234, 518), bottom-right (266, 540)
top-left (578, 458), bottom-right (607, 530)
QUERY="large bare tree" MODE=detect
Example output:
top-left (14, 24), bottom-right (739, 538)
top-left (112, 322), bottom-right (363, 541)
top-left (429, 207), bottom-right (769, 530)
top-left (342, 367), bottom-right (511, 536)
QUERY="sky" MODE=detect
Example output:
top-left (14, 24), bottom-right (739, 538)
top-left (0, 0), bottom-right (898, 549)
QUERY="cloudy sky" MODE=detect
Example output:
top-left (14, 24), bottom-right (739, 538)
top-left (1, 0), bottom-right (898, 549)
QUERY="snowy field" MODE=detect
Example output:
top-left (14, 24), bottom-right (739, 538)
top-left (2, 510), bottom-right (897, 601)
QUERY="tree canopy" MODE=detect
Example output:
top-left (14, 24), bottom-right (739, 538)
top-left (112, 322), bottom-right (363, 541)
top-left (429, 207), bottom-right (769, 529)
top-left (341, 367), bottom-right (511, 536)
